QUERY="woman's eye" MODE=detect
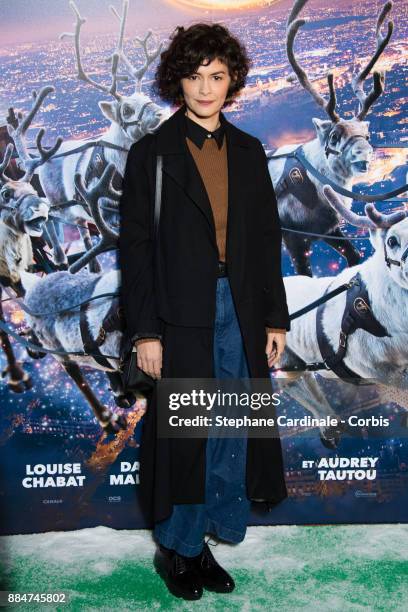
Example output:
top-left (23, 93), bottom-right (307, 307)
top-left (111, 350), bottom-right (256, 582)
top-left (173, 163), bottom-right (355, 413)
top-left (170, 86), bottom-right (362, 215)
top-left (187, 75), bottom-right (222, 81)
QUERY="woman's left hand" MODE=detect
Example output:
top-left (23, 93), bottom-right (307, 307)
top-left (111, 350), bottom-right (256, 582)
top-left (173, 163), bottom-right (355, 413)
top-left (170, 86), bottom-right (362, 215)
top-left (265, 330), bottom-right (286, 368)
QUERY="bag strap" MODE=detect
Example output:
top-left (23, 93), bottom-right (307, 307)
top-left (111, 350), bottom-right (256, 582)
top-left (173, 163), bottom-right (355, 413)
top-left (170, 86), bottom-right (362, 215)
top-left (154, 154), bottom-right (163, 241)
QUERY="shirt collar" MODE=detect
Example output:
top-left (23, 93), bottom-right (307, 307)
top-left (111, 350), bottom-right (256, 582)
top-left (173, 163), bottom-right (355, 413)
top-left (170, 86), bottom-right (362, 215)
top-left (183, 109), bottom-right (226, 150)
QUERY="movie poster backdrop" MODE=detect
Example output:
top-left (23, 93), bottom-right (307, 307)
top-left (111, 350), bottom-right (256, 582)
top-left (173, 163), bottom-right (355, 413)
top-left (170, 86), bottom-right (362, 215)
top-left (0, 0), bottom-right (407, 534)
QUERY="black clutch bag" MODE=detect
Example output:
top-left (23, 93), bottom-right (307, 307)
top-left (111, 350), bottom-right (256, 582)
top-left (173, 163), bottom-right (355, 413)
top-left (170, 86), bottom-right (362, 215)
top-left (118, 154), bottom-right (163, 399)
top-left (119, 336), bottom-right (156, 399)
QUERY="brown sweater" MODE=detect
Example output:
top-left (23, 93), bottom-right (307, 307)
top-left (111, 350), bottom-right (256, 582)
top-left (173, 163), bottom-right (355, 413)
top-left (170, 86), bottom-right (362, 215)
top-left (186, 132), bottom-right (285, 336)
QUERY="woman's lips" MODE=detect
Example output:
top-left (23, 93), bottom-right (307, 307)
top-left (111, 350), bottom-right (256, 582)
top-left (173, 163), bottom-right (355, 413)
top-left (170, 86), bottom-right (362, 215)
top-left (197, 100), bottom-right (214, 105)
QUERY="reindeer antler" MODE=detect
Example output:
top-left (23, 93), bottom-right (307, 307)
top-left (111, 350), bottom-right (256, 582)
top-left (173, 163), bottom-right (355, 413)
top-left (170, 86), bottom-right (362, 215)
top-left (6, 87), bottom-right (63, 182)
top-left (0, 143), bottom-right (14, 184)
top-left (7, 86), bottom-right (53, 167)
top-left (70, 164), bottom-right (120, 272)
top-left (110, 1), bottom-right (165, 93)
top-left (21, 128), bottom-right (63, 183)
top-left (351, 1), bottom-right (394, 120)
top-left (60, 1), bottom-right (127, 100)
top-left (323, 184), bottom-right (406, 229)
top-left (286, 0), bottom-right (340, 123)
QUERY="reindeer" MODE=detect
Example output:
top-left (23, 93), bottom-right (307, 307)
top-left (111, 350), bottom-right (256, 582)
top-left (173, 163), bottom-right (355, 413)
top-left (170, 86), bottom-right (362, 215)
top-left (268, 0), bottom-right (394, 276)
top-left (10, 163), bottom-right (139, 434)
top-left (276, 184), bottom-right (408, 448)
top-left (0, 142), bottom-right (57, 392)
top-left (7, 0), bottom-right (170, 273)
top-left (0, 146), bottom-right (136, 432)
top-left (20, 266), bottom-right (130, 434)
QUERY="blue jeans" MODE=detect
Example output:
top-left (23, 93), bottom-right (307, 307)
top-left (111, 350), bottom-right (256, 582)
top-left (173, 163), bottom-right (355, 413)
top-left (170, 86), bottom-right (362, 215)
top-left (153, 276), bottom-right (252, 557)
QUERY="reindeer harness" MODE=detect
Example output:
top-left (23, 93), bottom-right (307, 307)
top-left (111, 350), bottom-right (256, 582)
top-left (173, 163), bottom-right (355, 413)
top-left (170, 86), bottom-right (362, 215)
top-left (118, 101), bottom-right (156, 131)
top-left (82, 102), bottom-right (158, 196)
top-left (383, 241), bottom-right (408, 268)
top-left (323, 130), bottom-right (370, 158)
top-left (272, 133), bottom-right (368, 208)
top-left (72, 104), bottom-right (156, 209)
top-left (269, 144), bottom-right (408, 206)
top-left (83, 145), bottom-right (123, 192)
top-left (272, 135), bottom-right (369, 209)
top-left (274, 145), bottom-right (319, 208)
top-left (79, 285), bottom-right (125, 369)
top-left (69, 140), bottom-right (126, 214)
top-left (309, 271), bottom-right (390, 384)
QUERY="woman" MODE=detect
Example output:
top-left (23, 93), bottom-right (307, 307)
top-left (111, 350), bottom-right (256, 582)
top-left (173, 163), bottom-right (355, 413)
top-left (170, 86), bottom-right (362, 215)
top-left (118, 22), bottom-right (290, 600)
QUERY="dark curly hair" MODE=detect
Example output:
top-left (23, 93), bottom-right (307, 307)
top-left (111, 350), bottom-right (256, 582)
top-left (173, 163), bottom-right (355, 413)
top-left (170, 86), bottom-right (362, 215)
top-left (152, 22), bottom-right (251, 107)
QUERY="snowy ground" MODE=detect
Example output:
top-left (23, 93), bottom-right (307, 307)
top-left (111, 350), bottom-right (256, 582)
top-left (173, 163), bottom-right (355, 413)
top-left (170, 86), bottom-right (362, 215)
top-left (1, 524), bottom-right (408, 611)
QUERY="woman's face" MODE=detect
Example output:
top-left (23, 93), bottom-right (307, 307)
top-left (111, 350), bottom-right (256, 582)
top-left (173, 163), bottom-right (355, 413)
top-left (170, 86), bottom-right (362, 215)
top-left (180, 57), bottom-right (233, 118)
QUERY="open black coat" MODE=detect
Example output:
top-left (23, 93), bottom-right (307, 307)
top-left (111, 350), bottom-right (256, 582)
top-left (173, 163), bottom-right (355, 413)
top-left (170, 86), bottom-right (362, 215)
top-left (118, 103), bottom-right (291, 525)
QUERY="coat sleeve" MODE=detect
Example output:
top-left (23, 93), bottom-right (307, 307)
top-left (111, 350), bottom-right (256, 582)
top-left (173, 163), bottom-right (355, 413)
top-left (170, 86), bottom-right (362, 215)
top-left (118, 139), bottom-right (164, 343)
top-left (255, 139), bottom-right (291, 332)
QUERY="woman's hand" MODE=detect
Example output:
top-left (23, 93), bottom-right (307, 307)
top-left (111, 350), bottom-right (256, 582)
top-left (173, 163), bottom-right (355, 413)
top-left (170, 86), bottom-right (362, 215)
top-left (265, 330), bottom-right (286, 368)
top-left (135, 339), bottom-right (163, 379)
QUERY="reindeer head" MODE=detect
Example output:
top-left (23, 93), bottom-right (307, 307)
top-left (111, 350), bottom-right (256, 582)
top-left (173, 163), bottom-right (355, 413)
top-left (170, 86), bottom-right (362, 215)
top-left (99, 92), bottom-right (169, 142)
top-left (0, 144), bottom-right (49, 237)
top-left (323, 184), bottom-right (408, 289)
top-left (61, 0), bottom-right (171, 142)
top-left (287, 0), bottom-right (393, 180)
top-left (312, 117), bottom-right (373, 178)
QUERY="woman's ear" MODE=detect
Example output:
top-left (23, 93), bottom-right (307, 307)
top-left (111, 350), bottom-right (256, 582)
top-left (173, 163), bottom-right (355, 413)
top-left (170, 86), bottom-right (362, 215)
top-left (232, 68), bottom-right (240, 81)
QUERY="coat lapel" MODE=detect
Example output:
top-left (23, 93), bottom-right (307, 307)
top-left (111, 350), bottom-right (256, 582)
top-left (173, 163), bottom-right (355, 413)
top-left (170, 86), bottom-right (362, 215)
top-left (155, 104), bottom-right (252, 259)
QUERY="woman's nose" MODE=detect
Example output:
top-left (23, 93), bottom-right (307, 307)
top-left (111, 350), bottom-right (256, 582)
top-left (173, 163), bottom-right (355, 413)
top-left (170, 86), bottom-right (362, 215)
top-left (199, 82), bottom-right (212, 94)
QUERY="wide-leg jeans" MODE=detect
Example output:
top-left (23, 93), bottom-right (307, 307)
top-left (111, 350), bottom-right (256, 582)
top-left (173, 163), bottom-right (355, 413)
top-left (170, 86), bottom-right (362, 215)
top-left (153, 276), bottom-right (252, 557)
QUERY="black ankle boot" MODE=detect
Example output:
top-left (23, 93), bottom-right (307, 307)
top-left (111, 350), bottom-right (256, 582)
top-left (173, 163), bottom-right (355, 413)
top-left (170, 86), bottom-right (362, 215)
top-left (153, 545), bottom-right (203, 600)
top-left (193, 542), bottom-right (235, 593)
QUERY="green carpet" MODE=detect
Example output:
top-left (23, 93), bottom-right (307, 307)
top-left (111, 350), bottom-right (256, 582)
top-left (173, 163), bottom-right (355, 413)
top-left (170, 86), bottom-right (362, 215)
top-left (1, 524), bottom-right (408, 611)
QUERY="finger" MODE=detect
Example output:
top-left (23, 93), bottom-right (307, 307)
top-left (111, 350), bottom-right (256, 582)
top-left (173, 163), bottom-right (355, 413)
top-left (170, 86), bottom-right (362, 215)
top-left (267, 349), bottom-right (281, 367)
top-left (144, 357), bottom-right (155, 379)
top-left (267, 353), bottom-right (277, 365)
top-left (276, 342), bottom-right (286, 359)
top-left (265, 342), bottom-right (277, 356)
top-left (152, 359), bottom-right (161, 380)
top-left (273, 347), bottom-right (285, 365)
top-left (277, 337), bottom-right (286, 350)
top-left (265, 351), bottom-right (277, 366)
top-left (157, 357), bottom-right (163, 379)
top-left (267, 354), bottom-right (277, 367)
top-left (148, 357), bottom-right (162, 380)
top-left (140, 356), bottom-right (153, 378)
top-left (265, 346), bottom-right (275, 359)
top-left (139, 355), bottom-right (147, 373)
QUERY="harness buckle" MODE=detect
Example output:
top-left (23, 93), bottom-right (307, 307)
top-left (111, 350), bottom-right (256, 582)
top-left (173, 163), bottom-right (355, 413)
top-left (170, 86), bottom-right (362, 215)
top-left (339, 330), bottom-right (347, 348)
top-left (346, 277), bottom-right (360, 288)
top-left (96, 327), bottom-right (106, 345)
top-left (323, 360), bottom-right (331, 370)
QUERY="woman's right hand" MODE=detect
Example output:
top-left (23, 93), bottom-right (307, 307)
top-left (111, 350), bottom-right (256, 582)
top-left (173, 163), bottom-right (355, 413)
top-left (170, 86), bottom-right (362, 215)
top-left (135, 339), bottom-right (163, 379)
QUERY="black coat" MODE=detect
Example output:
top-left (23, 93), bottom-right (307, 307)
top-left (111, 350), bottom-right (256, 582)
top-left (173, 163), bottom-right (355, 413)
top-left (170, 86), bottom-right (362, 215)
top-left (118, 103), bottom-right (291, 524)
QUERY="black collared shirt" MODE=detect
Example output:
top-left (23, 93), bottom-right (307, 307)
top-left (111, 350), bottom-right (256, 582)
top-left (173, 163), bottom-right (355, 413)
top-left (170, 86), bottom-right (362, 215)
top-left (184, 110), bottom-right (226, 150)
